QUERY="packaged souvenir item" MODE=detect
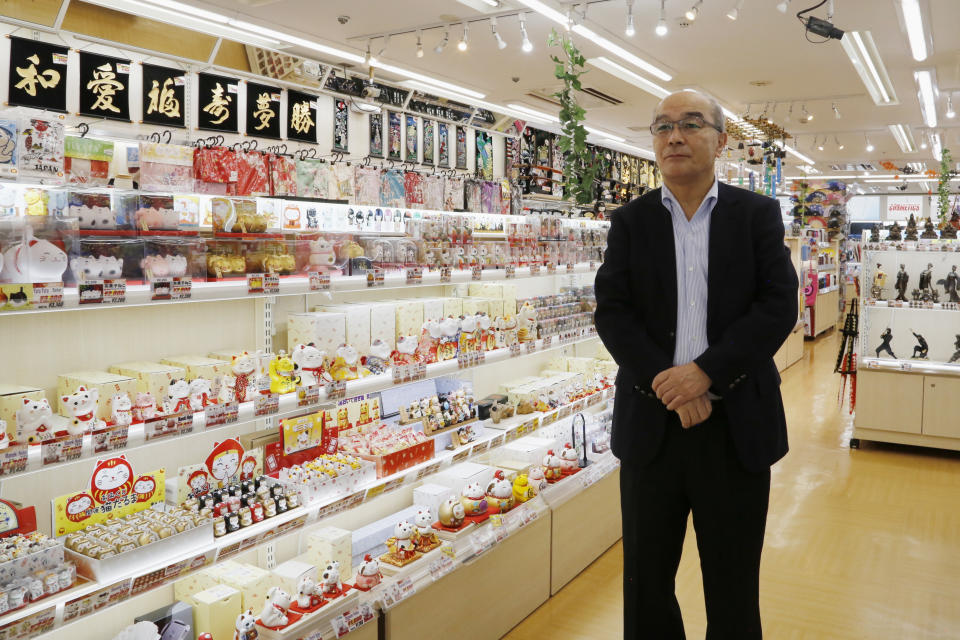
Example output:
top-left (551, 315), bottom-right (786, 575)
top-left (236, 151), bottom-right (270, 196)
top-left (330, 162), bottom-right (354, 201)
top-left (139, 142), bottom-right (194, 192)
top-left (444, 175), bottom-right (464, 211)
top-left (19, 116), bottom-right (64, 184)
top-left (422, 174), bottom-right (444, 211)
top-left (295, 158), bottom-right (331, 199)
top-left (135, 194), bottom-right (179, 232)
top-left (268, 153), bottom-right (297, 196)
top-left (404, 171), bottom-right (424, 207)
top-left (1, 220), bottom-right (70, 283)
top-left (193, 146), bottom-right (238, 195)
top-left (481, 180), bottom-right (500, 214)
top-left (64, 137), bottom-right (113, 186)
top-left (0, 119), bottom-right (18, 181)
top-left (465, 179), bottom-right (482, 212)
top-left (353, 166), bottom-right (381, 205)
top-left (380, 169), bottom-right (405, 208)
top-left (268, 351), bottom-right (300, 395)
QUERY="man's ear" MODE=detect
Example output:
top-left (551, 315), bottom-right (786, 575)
top-left (716, 132), bottom-right (728, 157)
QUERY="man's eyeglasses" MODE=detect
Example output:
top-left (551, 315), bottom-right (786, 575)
top-left (649, 116), bottom-right (723, 137)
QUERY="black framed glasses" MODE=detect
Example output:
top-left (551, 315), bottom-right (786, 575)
top-left (649, 115), bottom-right (723, 137)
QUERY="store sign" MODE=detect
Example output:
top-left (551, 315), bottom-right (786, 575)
top-left (78, 52), bottom-right (131, 121)
top-left (7, 36), bottom-right (68, 112)
top-left (197, 72), bottom-right (239, 133)
top-left (886, 195), bottom-right (923, 221)
top-left (246, 81), bottom-right (281, 139)
top-left (287, 89), bottom-right (318, 143)
top-left (142, 63), bottom-right (186, 128)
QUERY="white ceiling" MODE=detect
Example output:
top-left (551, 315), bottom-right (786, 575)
top-left (177, 0), bottom-right (960, 174)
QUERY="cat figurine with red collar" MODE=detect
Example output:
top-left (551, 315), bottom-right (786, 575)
top-left (290, 343), bottom-right (328, 387)
top-left (133, 392), bottom-right (157, 422)
top-left (110, 393), bottom-right (133, 427)
top-left (318, 561), bottom-right (344, 597)
top-left (233, 610), bottom-right (258, 640)
top-left (390, 335), bottom-right (419, 367)
top-left (16, 398), bottom-right (56, 444)
top-left (258, 586), bottom-right (292, 628)
top-left (188, 378), bottom-right (212, 411)
top-left (222, 352), bottom-right (258, 403)
top-left (354, 554), bottom-right (382, 591)
top-left (163, 379), bottom-right (191, 415)
top-left (60, 386), bottom-right (105, 436)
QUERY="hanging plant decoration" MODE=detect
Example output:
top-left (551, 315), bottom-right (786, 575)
top-left (936, 147), bottom-right (957, 238)
top-left (548, 29), bottom-right (599, 205)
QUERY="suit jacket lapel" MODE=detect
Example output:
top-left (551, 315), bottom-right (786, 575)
top-left (707, 183), bottom-right (740, 328)
top-left (650, 197), bottom-right (678, 323)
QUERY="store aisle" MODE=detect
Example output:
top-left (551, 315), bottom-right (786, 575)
top-left (504, 333), bottom-right (960, 639)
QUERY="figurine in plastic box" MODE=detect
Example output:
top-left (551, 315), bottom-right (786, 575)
top-left (15, 397), bottom-right (55, 444)
top-left (188, 378), bottom-right (213, 411)
top-left (354, 554), bottom-right (383, 591)
top-left (308, 237), bottom-right (337, 271)
top-left (1, 225), bottom-right (68, 283)
top-left (391, 335), bottom-right (420, 367)
top-left (61, 385), bottom-right (106, 436)
top-left (383, 522), bottom-right (419, 566)
top-left (437, 496), bottom-right (465, 528)
top-left (221, 352), bottom-right (258, 403)
top-left (258, 586), bottom-right (292, 628)
top-left (328, 344), bottom-right (371, 381)
top-left (486, 470), bottom-right (515, 513)
top-left (291, 343), bottom-right (329, 387)
top-left (235, 611), bottom-right (259, 640)
top-left (437, 317), bottom-right (460, 361)
top-left (512, 474), bottom-right (535, 503)
top-left (460, 482), bottom-right (488, 517)
top-left (111, 393), bottom-right (133, 427)
top-left (542, 450), bottom-right (563, 483)
top-left (364, 339), bottom-right (392, 375)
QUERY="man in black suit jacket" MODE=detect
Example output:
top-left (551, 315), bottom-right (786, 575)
top-left (595, 90), bottom-right (798, 639)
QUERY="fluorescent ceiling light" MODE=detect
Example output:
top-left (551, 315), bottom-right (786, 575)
top-left (513, 0), bottom-right (569, 26)
top-left (931, 132), bottom-right (942, 161)
top-left (142, 0), bottom-right (228, 22)
top-left (914, 69), bottom-right (938, 128)
top-left (585, 126), bottom-right (625, 142)
top-left (773, 139), bottom-right (816, 166)
top-left (841, 31), bottom-right (898, 105)
top-left (227, 20), bottom-right (365, 62)
top-left (587, 57), bottom-right (669, 99)
top-left (378, 63), bottom-right (485, 99)
top-left (897, 0), bottom-right (929, 62)
top-left (506, 103), bottom-right (559, 123)
top-left (888, 123), bottom-right (917, 153)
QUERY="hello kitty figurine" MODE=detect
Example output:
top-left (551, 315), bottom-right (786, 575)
top-left (15, 398), bottom-right (55, 444)
top-left (329, 344), bottom-right (370, 381)
top-left (133, 392), bottom-right (157, 421)
top-left (290, 343), bottom-right (328, 386)
top-left (486, 470), bottom-right (515, 513)
top-left (318, 561), bottom-right (343, 597)
top-left (391, 335), bottom-right (419, 367)
top-left (188, 378), bottom-right (213, 411)
top-left (559, 443), bottom-right (580, 473)
top-left (437, 317), bottom-right (460, 361)
top-left (111, 393), bottom-right (133, 427)
top-left (413, 508), bottom-right (440, 552)
top-left (384, 521), bottom-right (417, 565)
top-left (364, 339), bottom-right (392, 375)
top-left (295, 575), bottom-right (319, 609)
top-left (309, 238), bottom-right (337, 270)
top-left (60, 386), bottom-right (105, 436)
top-left (163, 379), bottom-right (191, 415)
top-left (354, 554), bottom-right (382, 591)
top-left (460, 482), bottom-right (488, 517)
top-left (234, 610), bottom-right (258, 640)
top-left (1, 225), bottom-right (68, 283)
top-left (258, 586), bottom-right (292, 628)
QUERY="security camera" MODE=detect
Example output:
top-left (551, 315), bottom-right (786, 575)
top-left (803, 16), bottom-right (843, 40)
top-left (361, 83), bottom-right (381, 99)
top-left (337, 15), bottom-right (350, 25)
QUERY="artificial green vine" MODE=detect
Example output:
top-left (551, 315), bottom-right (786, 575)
top-left (548, 29), bottom-right (598, 205)
top-left (937, 146), bottom-right (952, 225)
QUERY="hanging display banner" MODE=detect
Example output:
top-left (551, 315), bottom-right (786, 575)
top-left (456, 126), bottom-right (468, 169)
top-left (476, 130), bottom-right (493, 180)
top-left (369, 112), bottom-right (384, 158)
top-left (52, 456), bottom-right (165, 535)
top-left (197, 72), bottom-right (239, 133)
top-left (387, 111), bottom-right (402, 160)
top-left (7, 36), bottom-right (68, 113)
top-left (423, 119), bottom-right (435, 165)
top-left (405, 114), bottom-right (418, 162)
top-left (246, 81), bottom-right (281, 139)
top-left (438, 123), bottom-right (449, 166)
top-left (78, 52), bottom-right (131, 121)
top-left (333, 97), bottom-right (349, 151)
top-left (141, 63), bottom-right (186, 128)
top-left (286, 89), bottom-right (318, 143)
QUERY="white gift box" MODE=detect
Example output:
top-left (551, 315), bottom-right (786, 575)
top-left (367, 302), bottom-right (397, 350)
top-left (272, 560), bottom-right (317, 596)
top-left (314, 304), bottom-right (371, 354)
top-left (287, 312), bottom-right (346, 356)
top-left (306, 526), bottom-right (353, 579)
top-left (421, 298), bottom-right (445, 323)
top-left (413, 483), bottom-right (456, 518)
top-left (441, 297), bottom-right (463, 319)
top-left (431, 462), bottom-right (494, 496)
top-left (393, 300), bottom-right (423, 339)
top-left (191, 585), bottom-right (242, 640)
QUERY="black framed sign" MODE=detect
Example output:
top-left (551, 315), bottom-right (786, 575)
top-left (78, 52), bottom-right (131, 121)
top-left (438, 123), bottom-right (449, 166)
top-left (455, 125), bottom-right (467, 169)
top-left (405, 115), bottom-right (418, 163)
top-left (369, 112), bottom-right (384, 158)
top-left (8, 36), bottom-right (68, 112)
top-left (246, 81), bottom-right (281, 139)
top-left (333, 97), bottom-right (349, 151)
top-left (286, 89), bottom-right (317, 143)
top-left (387, 111), bottom-right (402, 161)
top-left (141, 63), bottom-right (185, 128)
top-left (423, 119), bottom-right (435, 165)
top-left (197, 72), bottom-right (238, 133)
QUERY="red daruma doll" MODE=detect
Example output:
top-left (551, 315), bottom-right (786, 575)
top-left (90, 456), bottom-right (134, 504)
top-left (133, 475), bottom-right (157, 502)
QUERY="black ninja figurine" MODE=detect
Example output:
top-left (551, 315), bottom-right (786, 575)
top-left (950, 335), bottom-right (960, 364)
top-left (911, 330), bottom-right (929, 360)
top-left (876, 328), bottom-right (896, 358)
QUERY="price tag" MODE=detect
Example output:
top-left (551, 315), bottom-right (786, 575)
top-left (429, 553), bottom-right (456, 581)
top-left (247, 273), bottom-right (278, 294)
top-left (566, 263), bottom-right (575, 273)
top-left (542, 335), bottom-right (552, 349)
top-left (452, 449), bottom-right (470, 463)
top-left (172, 276), bottom-right (192, 299)
top-left (309, 271), bottom-right (331, 291)
top-left (92, 424), bottom-right (130, 453)
top-left (406, 266), bottom-right (423, 285)
top-left (221, 401), bottom-right (239, 425)
top-left (509, 343), bottom-right (521, 357)
top-left (547, 263), bottom-right (557, 274)
top-left (0, 444), bottom-right (28, 477)
top-left (78, 280), bottom-right (111, 305)
top-left (471, 440), bottom-right (489, 455)
top-left (204, 403), bottom-right (224, 428)
top-left (151, 277), bottom-right (173, 300)
top-left (589, 261), bottom-right (596, 270)
top-left (397, 576), bottom-right (416, 600)
top-left (525, 340), bottom-right (537, 355)
top-left (366, 268), bottom-right (385, 287)
top-left (365, 482), bottom-right (388, 501)
top-left (489, 434), bottom-right (504, 448)
top-left (489, 514), bottom-right (503, 528)
top-left (264, 273), bottom-right (280, 293)
top-left (530, 264), bottom-right (540, 276)
top-left (325, 380), bottom-right (347, 400)
top-left (505, 265), bottom-right (516, 279)
top-left (900, 362), bottom-right (913, 371)
top-left (440, 266), bottom-right (452, 282)
top-left (254, 393), bottom-right (279, 416)
top-left (471, 265), bottom-right (482, 281)
top-left (298, 385), bottom-right (320, 408)
top-left (41, 435), bottom-right (83, 466)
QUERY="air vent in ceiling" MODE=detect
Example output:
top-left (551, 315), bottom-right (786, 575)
top-left (527, 87), bottom-right (623, 110)
top-left (525, 91), bottom-right (561, 108)
top-left (626, 125), bottom-right (650, 133)
top-left (582, 87), bottom-right (622, 105)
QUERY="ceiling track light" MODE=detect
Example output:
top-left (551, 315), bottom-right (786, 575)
top-left (624, 0), bottom-right (635, 36)
top-left (377, 33), bottom-right (391, 58)
top-left (685, 1), bottom-right (702, 21)
top-left (802, 104), bottom-right (813, 121)
top-left (785, 102), bottom-right (793, 122)
top-left (489, 17), bottom-right (507, 49)
top-left (832, 102), bottom-right (841, 119)
top-left (947, 94), bottom-right (956, 119)
top-left (865, 133), bottom-right (875, 152)
top-left (458, 21), bottom-right (469, 51)
top-left (776, 0), bottom-right (791, 13)
top-left (727, 0), bottom-right (744, 20)
top-left (519, 13), bottom-right (533, 52)
top-left (656, 0), bottom-right (668, 35)
top-left (434, 26), bottom-right (450, 53)
top-left (817, 137), bottom-right (825, 151)
top-left (920, 133), bottom-right (928, 150)
top-left (365, 39), bottom-right (374, 65)
top-left (416, 30), bottom-right (424, 58)
top-left (835, 136), bottom-right (844, 150)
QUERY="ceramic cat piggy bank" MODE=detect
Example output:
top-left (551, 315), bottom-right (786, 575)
top-left (461, 482), bottom-right (488, 517)
top-left (164, 379), bottom-right (191, 415)
top-left (139, 255), bottom-right (170, 279)
top-left (438, 495), bottom-right (466, 528)
top-left (560, 443), bottom-right (579, 473)
top-left (364, 339), bottom-right (392, 375)
top-left (543, 450), bottom-right (563, 482)
top-left (234, 610), bottom-right (258, 640)
top-left (111, 393), bottom-right (133, 427)
top-left (309, 238), bottom-right (337, 269)
top-left (527, 466), bottom-right (547, 494)
top-left (77, 206), bottom-right (115, 230)
top-left (486, 470), bottom-right (515, 513)
top-left (223, 352), bottom-right (258, 403)
top-left (290, 343), bottom-right (328, 387)
top-left (60, 386), bottom-right (105, 436)
top-left (15, 397), bottom-right (55, 444)
top-left (319, 561), bottom-right (343, 596)
top-left (188, 378), bottom-right (212, 411)
top-left (2, 225), bottom-right (68, 283)
top-left (269, 351), bottom-right (300, 395)
top-left (329, 344), bottom-right (370, 381)
top-left (296, 575), bottom-right (317, 609)
top-left (258, 586), bottom-right (291, 628)
top-left (512, 474), bottom-right (535, 503)
top-left (165, 254), bottom-right (188, 277)
top-left (133, 392), bottom-right (157, 421)
top-left (354, 554), bottom-right (382, 590)
top-left (388, 522), bottom-right (416, 559)
top-left (390, 334), bottom-right (419, 368)
top-left (98, 256), bottom-right (123, 279)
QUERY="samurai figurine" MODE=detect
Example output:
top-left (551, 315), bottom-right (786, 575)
top-left (949, 335), bottom-right (960, 364)
top-left (875, 328), bottom-right (896, 359)
top-left (921, 217), bottom-right (939, 240)
top-left (871, 264), bottom-right (887, 300)
top-left (887, 220), bottom-right (903, 242)
top-left (905, 214), bottom-right (919, 241)
top-left (911, 330), bottom-right (929, 360)
top-left (895, 264), bottom-right (909, 302)
top-left (942, 265), bottom-right (960, 303)
top-left (915, 263), bottom-right (938, 302)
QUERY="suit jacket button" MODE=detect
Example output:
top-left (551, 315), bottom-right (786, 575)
top-left (729, 383), bottom-right (735, 389)
top-left (669, 331), bottom-right (675, 337)
top-left (633, 385), bottom-right (640, 391)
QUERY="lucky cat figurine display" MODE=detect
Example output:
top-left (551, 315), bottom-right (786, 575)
top-left (527, 466), bottom-right (548, 494)
top-left (354, 554), bottom-right (383, 591)
top-left (222, 352), bottom-right (257, 403)
top-left (328, 344), bottom-right (370, 381)
top-left (485, 470), bottom-right (515, 513)
top-left (269, 351), bottom-right (300, 394)
top-left (516, 302), bottom-right (538, 343)
top-left (559, 443), bottom-right (580, 474)
top-left (290, 343), bottom-right (328, 387)
top-left (133, 392), bottom-right (157, 422)
top-left (258, 586), bottom-right (292, 628)
top-left (110, 393), bottom-right (133, 427)
top-left (15, 397), bottom-right (55, 444)
top-left (437, 495), bottom-right (466, 529)
top-left (413, 507), bottom-right (440, 552)
top-left (234, 610), bottom-right (258, 640)
top-left (382, 521), bottom-right (419, 567)
top-left (308, 237), bottom-right (337, 270)
top-left (460, 481), bottom-right (488, 517)
top-left (364, 339), bottom-right (392, 375)
top-left (188, 378), bottom-right (213, 411)
top-left (390, 335), bottom-right (420, 367)
top-left (414, 320), bottom-right (442, 364)
top-left (436, 317), bottom-right (460, 361)
top-left (512, 474), bottom-right (535, 503)
top-left (543, 450), bottom-right (564, 483)
top-left (295, 575), bottom-right (320, 610)
top-left (60, 386), bottom-right (106, 436)
top-left (318, 561), bottom-right (345, 597)
top-left (1, 225), bottom-right (68, 283)
top-left (163, 379), bottom-right (191, 415)
top-left (459, 315), bottom-right (478, 354)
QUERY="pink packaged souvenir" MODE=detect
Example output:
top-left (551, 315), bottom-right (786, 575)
top-left (139, 142), bottom-right (195, 193)
top-left (269, 154), bottom-right (297, 196)
top-left (404, 171), bottom-right (424, 208)
top-left (236, 151), bottom-right (270, 196)
top-left (354, 166), bottom-right (381, 205)
top-left (193, 147), bottom-right (238, 195)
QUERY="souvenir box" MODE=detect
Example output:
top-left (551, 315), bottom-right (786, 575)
top-left (272, 560), bottom-right (316, 597)
top-left (205, 238), bottom-right (246, 280)
top-left (366, 302), bottom-right (397, 350)
top-left (159, 355), bottom-right (231, 383)
top-left (0, 385), bottom-right (45, 428)
top-left (501, 436), bottom-right (557, 466)
top-left (441, 297), bottom-right (463, 318)
top-left (191, 584), bottom-right (242, 640)
top-left (393, 300), bottom-right (423, 340)
top-left (68, 237), bottom-right (143, 284)
top-left (173, 566), bottom-right (221, 603)
top-left (421, 298), bottom-right (445, 323)
top-left (306, 526), bottom-right (353, 579)
top-left (108, 362), bottom-right (187, 402)
top-left (142, 238), bottom-right (206, 281)
top-left (219, 563), bottom-right (274, 611)
top-left (287, 312), bottom-right (346, 357)
top-left (313, 304), bottom-right (371, 354)
top-left (413, 483), bottom-right (456, 518)
top-left (56, 371), bottom-right (138, 422)
top-left (0, 540), bottom-right (64, 586)
top-left (461, 298), bottom-right (488, 316)
top-left (274, 462), bottom-right (375, 508)
top-left (356, 439), bottom-right (435, 479)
